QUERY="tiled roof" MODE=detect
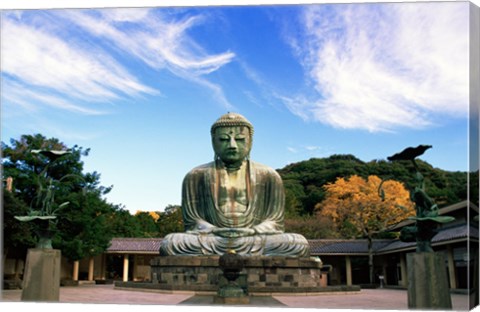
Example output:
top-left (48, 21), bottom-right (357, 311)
top-left (435, 224), bottom-right (478, 242)
top-left (107, 237), bottom-right (163, 253)
top-left (308, 224), bottom-right (477, 256)
top-left (308, 239), bottom-right (392, 255)
top-left (377, 224), bottom-right (478, 254)
top-left (106, 225), bottom-right (477, 255)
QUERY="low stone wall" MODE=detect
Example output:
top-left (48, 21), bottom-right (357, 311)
top-left (147, 255), bottom-right (332, 293)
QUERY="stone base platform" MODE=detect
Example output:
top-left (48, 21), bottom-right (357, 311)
top-left (407, 252), bottom-right (452, 309)
top-left (115, 256), bottom-right (360, 295)
top-left (21, 248), bottom-right (61, 301)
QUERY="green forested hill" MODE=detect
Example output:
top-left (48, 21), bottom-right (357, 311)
top-left (277, 154), bottom-right (469, 218)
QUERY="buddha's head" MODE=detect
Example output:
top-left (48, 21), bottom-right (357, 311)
top-left (211, 113), bottom-right (254, 167)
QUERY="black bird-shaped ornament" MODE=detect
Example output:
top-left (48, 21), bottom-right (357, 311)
top-left (31, 149), bottom-right (71, 161)
top-left (387, 145), bottom-right (432, 162)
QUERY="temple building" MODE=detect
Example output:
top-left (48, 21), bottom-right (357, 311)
top-left (3, 200), bottom-right (478, 292)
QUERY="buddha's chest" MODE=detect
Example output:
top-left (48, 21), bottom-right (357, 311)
top-left (216, 169), bottom-right (249, 217)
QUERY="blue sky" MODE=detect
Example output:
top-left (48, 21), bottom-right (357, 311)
top-left (1, 1), bottom-right (475, 213)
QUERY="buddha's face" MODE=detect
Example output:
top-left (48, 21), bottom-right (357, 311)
top-left (212, 126), bottom-right (251, 166)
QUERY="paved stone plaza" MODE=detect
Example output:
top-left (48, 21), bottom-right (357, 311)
top-left (0, 284), bottom-right (474, 311)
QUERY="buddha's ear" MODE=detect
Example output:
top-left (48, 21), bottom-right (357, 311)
top-left (245, 147), bottom-right (252, 161)
top-left (247, 130), bottom-right (253, 154)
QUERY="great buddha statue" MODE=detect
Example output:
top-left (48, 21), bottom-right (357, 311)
top-left (159, 113), bottom-right (310, 257)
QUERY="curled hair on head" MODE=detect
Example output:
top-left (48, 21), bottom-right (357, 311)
top-left (210, 112), bottom-right (254, 141)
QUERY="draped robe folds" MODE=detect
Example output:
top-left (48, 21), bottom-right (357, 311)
top-left (160, 160), bottom-right (310, 257)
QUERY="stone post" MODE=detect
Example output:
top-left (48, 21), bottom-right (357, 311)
top-left (21, 249), bottom-right (61, 301)
top-left (73, 260), bottom-right (79, 281)
top-left (345, 255), bottom-right (352, 286)
top-left (400, 255), bottom-right (407, 287)
top-left (446, 245), bottom-right (457, 289)
top-left (100, 254), bottom-right (106, 280)
top-left (123, 254), bottom-right (129, 282)
top-left (88, 256), bottom-right (94, 281)
top-left (407, 252), bottom-right (452, 309)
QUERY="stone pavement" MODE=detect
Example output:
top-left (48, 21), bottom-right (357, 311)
top-left (0, 284), bottom-right (475, 311)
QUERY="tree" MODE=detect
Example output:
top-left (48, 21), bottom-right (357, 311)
top-left (55, 191), bottom-right (116, 260)
top-left (134, 211), bottom-right (160, 237)
top-left (156, 205), bottom-right (184, 237)
top-left (278, 155), bottom-right (468, 217)
top-left (316, 175), bottom-right (415, 284)
top-left (2, 190), bottom-right (36, 265)
top-left (279, 155), bottom-right (367, 215)
top-left (2, 133), bottom-right (117, 261)
top-left (284, 215), bottom-right (337, 239)
top-left (127, 205), bottom-right (184, 238)
top-left (283, 179), bottom-right (306, 218)
top-left (106, 206), bottom-right (143, 238)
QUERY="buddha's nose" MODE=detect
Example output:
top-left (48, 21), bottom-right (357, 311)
top-left (228, 137), bottom-right (238, 148)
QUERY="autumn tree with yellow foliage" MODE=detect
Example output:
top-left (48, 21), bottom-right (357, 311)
top-left (315, 175), bottom-right (414, 284)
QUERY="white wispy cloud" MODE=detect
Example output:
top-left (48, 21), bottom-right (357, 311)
top-left (287, 144), bottom-right (332, 158)
top-left (287, 147), bottom-right (298, 153)
top-left (57, 9), bottom-right (235, 104)
top-left (283, 2), bottom-right (469, 132)
top-left (3, 80), bottom-right (107, 115)
top-left (305, 145), bottom-right (321, 151)
top-left (2, 15), bottom-right (157, 96)
top-left (1, 8), bottom-right (236, 116)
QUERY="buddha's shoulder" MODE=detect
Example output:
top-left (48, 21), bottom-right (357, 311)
top-left (185, 162), bottom-right (215, 176)
top-left (250, 161), bottom-right (281, 176)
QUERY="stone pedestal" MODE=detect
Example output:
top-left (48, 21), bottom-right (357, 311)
top-left (21, 249), bottom-right (61, 302)
top-left (407, 252), bottom-right (452, 309)
top-left (150, 256), bottom-right (323, 293)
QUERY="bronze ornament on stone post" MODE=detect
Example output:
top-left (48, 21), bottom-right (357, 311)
top-left (388, 145), bottom-right (454, 309)
top-left (14, 149), bottom-right (81, 302)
